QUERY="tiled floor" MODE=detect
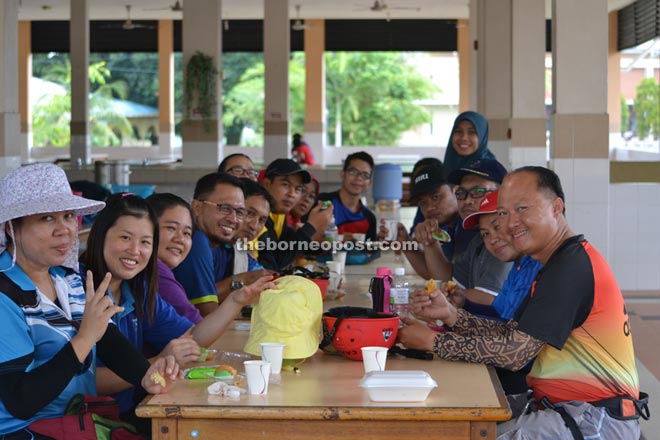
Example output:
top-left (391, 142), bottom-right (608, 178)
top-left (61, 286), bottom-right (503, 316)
top-left (624, 290), bottom-right (660, 439)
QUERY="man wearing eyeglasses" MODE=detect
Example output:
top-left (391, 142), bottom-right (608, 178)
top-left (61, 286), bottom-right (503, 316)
top-left (259, 159), bottom-right (333, 270)
top-left (319, 151), bottom-right (378, 241)
top-left (173, 172), bottom-right (247, 316)
top-left (417, 159), bottom-right (512, 305)
top-left (218, 153), bottom-right (259, 181)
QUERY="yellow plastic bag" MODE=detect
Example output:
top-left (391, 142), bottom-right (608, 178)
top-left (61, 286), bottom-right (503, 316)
top-left (244, 275), bottom-right (322, 359)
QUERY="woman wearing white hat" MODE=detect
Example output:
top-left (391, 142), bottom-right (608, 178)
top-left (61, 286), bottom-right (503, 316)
top-left (0, 163), bottom-right (180, 438)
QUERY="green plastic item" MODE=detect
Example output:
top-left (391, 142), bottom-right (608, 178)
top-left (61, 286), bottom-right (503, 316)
top-left (431, 229), bottom-right (451, 243)
top-left (185, 366), bottom-right (233, 380)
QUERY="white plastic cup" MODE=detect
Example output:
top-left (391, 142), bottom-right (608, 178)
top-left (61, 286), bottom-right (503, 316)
top-left (260, 342), bottom-right (285, 375)
top-left (382, 220), bottom-right (399, 241)
top-left (326, 261), bottom-right (342, 292)
top-left (326, 261), bottom-right (342, 275)
top-left (333, 251), bottom-right (347, 273)
top-left (244, 360), bottom-right (271, 395)
top-left (361, 346), bottom-right (389, 373)
top-left (352, 233), bottom-right (366, 242)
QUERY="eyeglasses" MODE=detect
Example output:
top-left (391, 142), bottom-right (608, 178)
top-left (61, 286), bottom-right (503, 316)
top-left (454, 187), bottom-right (494, 201)
top-left (226, 166), bottom-right (259, 179)
top-left (198, 200), bottom-right (246, 219)
top-left (346, 168), bottom-right (372, 180)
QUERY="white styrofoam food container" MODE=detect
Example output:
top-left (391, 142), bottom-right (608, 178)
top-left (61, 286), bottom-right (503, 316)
top-left (359, 370), bottom-right (438, 402)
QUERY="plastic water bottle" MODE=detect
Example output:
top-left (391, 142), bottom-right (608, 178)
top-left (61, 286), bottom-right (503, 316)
top-left (390, 267), bottom-right (410, 317)
top-left (325, 215), bottom-right (339, 252)
top-left (376, 199), bottom-right (401, 241)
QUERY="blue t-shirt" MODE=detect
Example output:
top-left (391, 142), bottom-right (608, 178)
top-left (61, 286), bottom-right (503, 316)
top-left (0, 252), bottom-right (96, 434)
top-left (247, 254), bottom-right (263, 271)
top-left (441, 218), bottom-right (478, 263)
top-left (492, 256), bottom-right (543, 320)
top-left (319, 191), bottom-right (377, 241)
top-left (173, 230), bottom-right (233, 306)
top-left (100, 281), bottom-right (192, 412)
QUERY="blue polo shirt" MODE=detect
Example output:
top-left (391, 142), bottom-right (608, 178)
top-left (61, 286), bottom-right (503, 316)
top-left (100, 281), bottom-right (192, 412)
top-left (0, 252), bottom-right (95, 434)
top-left (173, 230), bottom-right (233, 306)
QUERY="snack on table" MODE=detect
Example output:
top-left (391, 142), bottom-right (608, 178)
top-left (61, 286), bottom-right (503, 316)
top-left (185, 365), bottom-right (236, 380)
top-left (214, 365), bottom-right (237, 377)
top-left (423, 279), bottom-right (437, 296)
top-left (431, 228), bottom-right (451, 243)
top-left (196, 347), bottom-right (219, 362)
top-left (150, 371), bottom-right (166, 387)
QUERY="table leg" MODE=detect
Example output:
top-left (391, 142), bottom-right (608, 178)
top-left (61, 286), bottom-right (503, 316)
top-left (471, 421), bottom-right (496, 440)
top-left (152, 418), bottom-right (178, 440)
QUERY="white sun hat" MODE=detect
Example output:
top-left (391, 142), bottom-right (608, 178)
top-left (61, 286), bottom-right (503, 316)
top-left (0, 163), bottom-right (106, 271)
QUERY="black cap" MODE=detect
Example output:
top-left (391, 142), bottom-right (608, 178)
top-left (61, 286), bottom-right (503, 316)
top-left (264, 158), bottom-right (311, 183)
top-left (447, 159), bottom-right (507, 185)
top-left (410, 165), bottom-right (447, 202)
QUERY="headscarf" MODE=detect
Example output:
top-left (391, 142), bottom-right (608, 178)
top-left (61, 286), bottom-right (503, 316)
top-left (443, 111), bottom-right (495, 173)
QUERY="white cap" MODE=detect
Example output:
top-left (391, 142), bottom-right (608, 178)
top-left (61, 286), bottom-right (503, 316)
top-left (393, 267), bottom-right (405, 276)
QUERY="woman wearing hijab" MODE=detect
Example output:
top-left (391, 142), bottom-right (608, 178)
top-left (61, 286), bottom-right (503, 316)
top-left (443, 111), bottom-right (495, 173)
top-left (0, 163), bottom-right (178, 439)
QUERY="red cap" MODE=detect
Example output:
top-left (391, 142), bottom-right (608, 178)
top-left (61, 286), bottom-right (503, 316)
top-left (462, 190), bottom-right (499, 230)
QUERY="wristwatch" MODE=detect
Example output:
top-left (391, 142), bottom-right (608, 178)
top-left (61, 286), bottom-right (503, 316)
top-left (231, 276), bottom-right (245, 291)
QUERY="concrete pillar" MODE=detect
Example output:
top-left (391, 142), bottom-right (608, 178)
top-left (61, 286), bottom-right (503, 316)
top-left (181, 0), bottom-right (223, 168)
top-left (263, 0), bottom-right (290, 166)
top-left (607, 11), bottom-right (621, 136)
top-left (304, 19), bottom-right (325, 166)
top-left (158, 20), bottom-right (175, 159)
top-left (18, 20), bottom-right (30, 163)
top-left (468, 0), bottom-right (478, 111)
top-left (551, 0), bottom-right (610, 257)
top-left (70, 0), bottom-right (90, 166)
top-left (457, 19), bottom-right (470, 113)
top-left (475, 0), bottom-right (512, 167)
top-left (510, 0), bottom-right (546, 169)
top-left (0, 0), bottom-right (21, 177)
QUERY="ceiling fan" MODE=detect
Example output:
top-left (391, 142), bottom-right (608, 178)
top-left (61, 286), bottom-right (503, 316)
top-left (291, 4), bottom-right (312, 31)
top-left (144, 1), bottom-right (183, 12)
top-left (102, 5), bottom-right (154, 30)
top-left (354, 1), bottom-right (420, 13)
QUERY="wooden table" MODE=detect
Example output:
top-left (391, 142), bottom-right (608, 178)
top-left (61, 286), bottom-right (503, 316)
top-left (137, 251), bottom-right (511, 439)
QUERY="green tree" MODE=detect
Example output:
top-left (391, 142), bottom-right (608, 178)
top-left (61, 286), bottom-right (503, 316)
top-left (223, 51), bottom-right (438, 146)
top-left (222, 53), bottom-right (263, 144)
top-left (326, 52), bottom-right (437, 146)
top-left (634, 77), bottom-right (660, 139)
top-left (90, 53), bottom-right (160, 108)
top-left (32, 60), bottom-right (134, 147)
top-left (620, 95), bottom-right (629, 134)
top-left (221, 54), bottom-right (304, 146)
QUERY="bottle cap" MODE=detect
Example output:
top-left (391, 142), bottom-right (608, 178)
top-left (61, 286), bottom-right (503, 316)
top-left (376, 267), bottom-right (392, 277)
top-left (393, 267), bottom-right (405, 276)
